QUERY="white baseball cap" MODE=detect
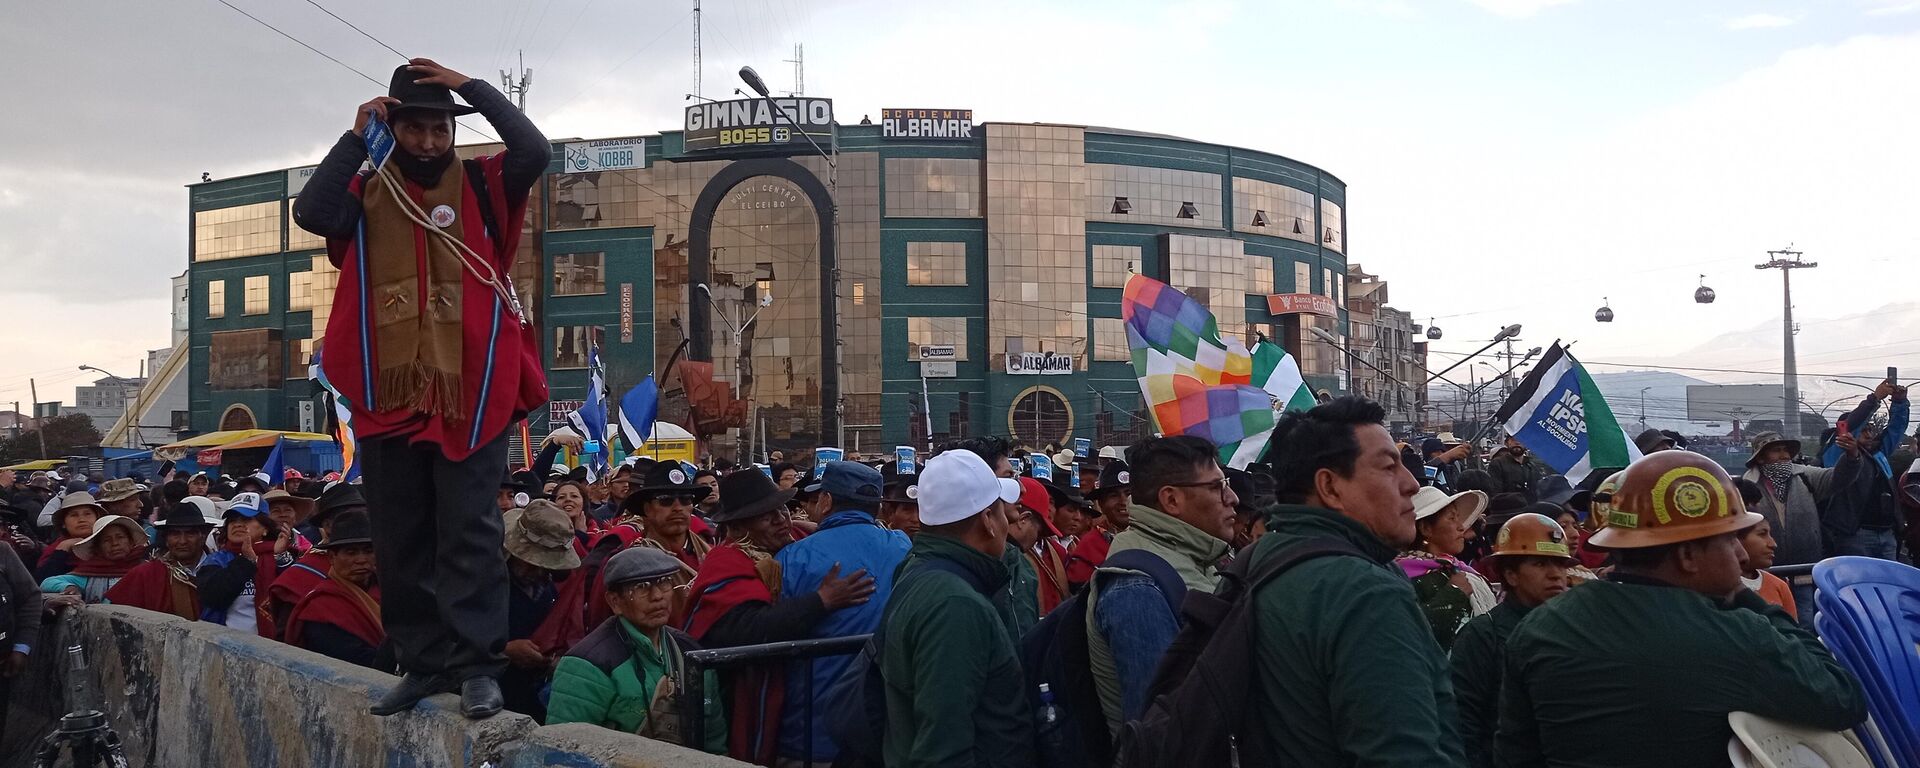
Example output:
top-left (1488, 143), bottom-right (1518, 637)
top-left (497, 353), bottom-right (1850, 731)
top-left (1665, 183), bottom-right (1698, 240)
top-left (919, 449), bottom-right (1021, 527)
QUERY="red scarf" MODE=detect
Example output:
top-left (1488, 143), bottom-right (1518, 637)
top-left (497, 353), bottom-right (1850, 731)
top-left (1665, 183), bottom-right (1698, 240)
top-left (286, 577), bottom-right (385, 649)
top-left (103, 558), bottom-right (201, 620)
top-left (269, 550), bottom-right (334, 607)
top-left (71, 551), bottom-right (146, 578)
top-left (682, 543), bottom-right (786, 765)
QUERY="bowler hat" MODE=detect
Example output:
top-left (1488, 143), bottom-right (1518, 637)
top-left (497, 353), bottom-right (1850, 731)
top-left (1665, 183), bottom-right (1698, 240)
top-left (710, 469), bottom-right (795, 524)
top-left (313, 481), bottom-right (366, 524)
top-left (320, 510), bottom-right (374, 548)
top-left (881, 462), bottom-right (919, 504)
top-left (1087, 461), bottom-right (1131, 500)
top-left (386, 64), bottom-right (478, 117)
top-left (632, 460), bottom-right (711, 501)
top-left (154, 500), bottom-right (216, 529)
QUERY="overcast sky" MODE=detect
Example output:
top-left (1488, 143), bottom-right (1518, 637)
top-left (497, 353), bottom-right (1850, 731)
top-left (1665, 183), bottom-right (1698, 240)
top-left (4, 0), bottom-right (1916, 413)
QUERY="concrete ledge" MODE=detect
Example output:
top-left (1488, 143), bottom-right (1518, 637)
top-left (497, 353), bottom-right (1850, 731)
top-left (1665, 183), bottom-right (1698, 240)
top-left (4, 605), bottom-right (753, 768)
top-left (505, 723), bottom-right (747, 768)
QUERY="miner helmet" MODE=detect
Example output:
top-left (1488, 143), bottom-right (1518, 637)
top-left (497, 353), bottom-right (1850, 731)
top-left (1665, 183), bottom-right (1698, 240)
top-left (1483, 512), bottom-right (1576, 563)
top-left (1585, 470), bottom-right (1628, 532)
top-left (1587, 451), bottom-right (1760, 550)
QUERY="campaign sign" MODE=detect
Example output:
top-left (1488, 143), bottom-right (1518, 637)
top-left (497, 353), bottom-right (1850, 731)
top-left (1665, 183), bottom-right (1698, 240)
top-left (896, 445), bottom-right (917, 475)
top-left (1032, 459), bottom-right (1053, 481)
top-left (1073, 437), bottom-right (1091, 458)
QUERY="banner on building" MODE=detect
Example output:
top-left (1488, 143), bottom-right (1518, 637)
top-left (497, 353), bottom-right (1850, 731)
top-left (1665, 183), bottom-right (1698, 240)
top-left (880, 108), bottom-right (974, 140)
top-left (1266, 293), bottom-right (1339, 317)
top-left (684, 97), bottom-right (834, 153)
top-left (1007, 351), bottom-right (1075, 375)
top-left (564, 138), bottom-right (646, 172)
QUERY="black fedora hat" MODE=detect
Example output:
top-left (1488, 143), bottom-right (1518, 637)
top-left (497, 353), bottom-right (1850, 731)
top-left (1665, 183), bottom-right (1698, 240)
top-left (1044, 476), bottom-right (1093, 513)
top-left (632, 461), bottom-right (712, 500)
top-left (313, 481), bottom-right (367, 525)
top-left (711, 469), bottom-right (796, 524)
top-left (386, 64), bottom-right (478, 116)
top-left (501, 469), bottom-right (530, 492)
top-left (321, 509), bottom-right (374, 548)
top-left (1087, 461), bottom-right (1131, 500)
top-left (153, 500), bottom-right (216, 529)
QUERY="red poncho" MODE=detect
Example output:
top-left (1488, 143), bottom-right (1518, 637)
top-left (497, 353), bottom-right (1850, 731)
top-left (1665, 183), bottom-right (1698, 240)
top-left (285, 578), bottom-right (385, 650)
top-left (104, 559), bottom-right (200, 620)
top-left (682, 543), bottom-right (784, 765)
top-left (269, 550), bottom-right (334, 611)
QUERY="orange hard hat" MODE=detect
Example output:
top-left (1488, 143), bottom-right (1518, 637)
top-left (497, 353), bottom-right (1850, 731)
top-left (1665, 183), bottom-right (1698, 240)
top-left (1484, 512), bottom-right (1576, 562)
top-left (1587, 450), bottom-right (1760, 550)
top-left (1586, 470), bottom-right (1627, 529)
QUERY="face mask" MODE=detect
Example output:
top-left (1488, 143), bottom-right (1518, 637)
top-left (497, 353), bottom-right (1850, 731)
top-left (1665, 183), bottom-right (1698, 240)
top-left (392, 149), bottom-right (455, 187)
top-left (1761, 462), bottom-right (1795, 501)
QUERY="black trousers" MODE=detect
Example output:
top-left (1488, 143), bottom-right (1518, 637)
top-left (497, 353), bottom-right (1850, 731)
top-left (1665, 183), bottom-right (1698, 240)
top-left (360, 432), bottom-right (510, 680)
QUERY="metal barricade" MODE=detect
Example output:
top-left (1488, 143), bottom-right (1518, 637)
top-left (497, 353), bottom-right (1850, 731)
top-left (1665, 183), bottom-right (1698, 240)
top-left (680, 634), bottom-right (872, 757)
top-left (1767, 562), bottom-right (1816, 590)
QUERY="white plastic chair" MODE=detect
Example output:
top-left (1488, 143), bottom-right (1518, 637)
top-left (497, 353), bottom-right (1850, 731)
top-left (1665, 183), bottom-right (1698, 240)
top-left (1728, 711), bottom-right (1874, 768)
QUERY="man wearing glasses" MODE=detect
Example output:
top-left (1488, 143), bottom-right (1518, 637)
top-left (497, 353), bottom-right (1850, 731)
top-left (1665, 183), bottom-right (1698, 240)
top-left (1085, 435), bottom-right (1239, 734)
top-left (547, 547), bottom-right (726, 753)
top-left (620, 461), bottom-right (716, 628)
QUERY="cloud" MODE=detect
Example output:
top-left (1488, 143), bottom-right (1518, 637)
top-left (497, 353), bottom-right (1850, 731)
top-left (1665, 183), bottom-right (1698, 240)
top-left (1466, 0), bottom-right (1576, 18)
top-left (1727, 13), bottom-right (1797, 29)
top-left (1863, 0), bottom-right (1920, 16)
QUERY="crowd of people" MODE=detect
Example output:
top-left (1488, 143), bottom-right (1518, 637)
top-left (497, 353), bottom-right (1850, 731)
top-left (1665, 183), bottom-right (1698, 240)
top-left (1, 386), bottom-right (1911, 766)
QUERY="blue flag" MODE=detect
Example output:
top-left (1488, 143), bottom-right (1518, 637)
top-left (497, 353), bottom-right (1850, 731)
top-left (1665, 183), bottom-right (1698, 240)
top-left (565, 343), bottom-right (609, 481)
top-left (618, 375), bottom-right (661, 452)
top-left (260, 436), bottom-right (286, 487)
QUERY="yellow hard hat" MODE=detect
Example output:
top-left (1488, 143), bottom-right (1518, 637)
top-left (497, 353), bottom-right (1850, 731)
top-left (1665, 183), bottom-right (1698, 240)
top-left (1588, 451), bottom-right (1760, 549)
top-left (1484, 512), bottom-right (1575, 562)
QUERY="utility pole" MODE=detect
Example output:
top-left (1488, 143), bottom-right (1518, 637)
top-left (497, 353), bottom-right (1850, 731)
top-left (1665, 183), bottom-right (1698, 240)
top-left (28, 378), bottom-right (47, 459)
top-left (499, 50), bottom-right (533, 111)
top-left (784, 44), bottom-right (805, 96)
top-left (1755, 246), bottom-right (1816, 440)
top-left (692, 0), bottom-right (702, 98)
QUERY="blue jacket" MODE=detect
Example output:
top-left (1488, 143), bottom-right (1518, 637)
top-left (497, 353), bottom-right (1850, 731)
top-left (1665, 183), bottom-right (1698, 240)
top-left (1821, 394), bottom-right (1910, 475)
top-left (773, 508), bottom-right (911, 761)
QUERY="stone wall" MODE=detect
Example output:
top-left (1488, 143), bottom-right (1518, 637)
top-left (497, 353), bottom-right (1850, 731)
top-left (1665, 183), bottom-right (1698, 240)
top-left (1, 605), bottom-right (750, 768)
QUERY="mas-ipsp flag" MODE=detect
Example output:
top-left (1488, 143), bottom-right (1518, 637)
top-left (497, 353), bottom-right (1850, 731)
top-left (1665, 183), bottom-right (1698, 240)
top-left (1495, 343), bottom-right (1642, 483)
top-left (565, 343), bottom-right (609, 481)
top-left (617, 375), bottom-right (660, 451)
top-left (260, 437), bottom-right (286, 487)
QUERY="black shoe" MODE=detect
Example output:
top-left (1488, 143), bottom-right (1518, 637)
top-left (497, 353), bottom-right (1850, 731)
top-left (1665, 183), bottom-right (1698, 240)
top-left (370, 672), bottom-right (448, 716)
top-left (460, 676), bottom-right (504, 719)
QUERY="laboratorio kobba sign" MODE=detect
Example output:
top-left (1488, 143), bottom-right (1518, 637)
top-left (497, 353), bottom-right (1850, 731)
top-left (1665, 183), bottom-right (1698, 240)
top-left (881, 108), bottom-right (973, 140)
top-left (684, 97), bottom-right (835, 153)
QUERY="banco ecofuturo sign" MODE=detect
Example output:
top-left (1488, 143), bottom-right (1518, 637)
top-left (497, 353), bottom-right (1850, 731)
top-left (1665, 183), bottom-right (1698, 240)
top-left (684, 97), bottom-right (835, 153)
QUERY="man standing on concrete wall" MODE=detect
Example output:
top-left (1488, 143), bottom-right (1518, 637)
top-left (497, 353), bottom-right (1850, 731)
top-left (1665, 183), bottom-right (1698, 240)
top-left (1, 536), bottom-right (44, 746)
top-left (293, 58), bottom-right (549, 719)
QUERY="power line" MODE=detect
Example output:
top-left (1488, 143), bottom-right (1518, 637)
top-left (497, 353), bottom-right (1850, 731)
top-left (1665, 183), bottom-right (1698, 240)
top-left (300, 0), bottom-right (405, 58)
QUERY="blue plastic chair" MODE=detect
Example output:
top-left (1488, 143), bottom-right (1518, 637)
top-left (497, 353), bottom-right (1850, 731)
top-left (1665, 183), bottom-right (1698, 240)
top-left (1817, 611), bottom-right (1909, 768)
top-left (1813, 557), bottom-right (1920, 768)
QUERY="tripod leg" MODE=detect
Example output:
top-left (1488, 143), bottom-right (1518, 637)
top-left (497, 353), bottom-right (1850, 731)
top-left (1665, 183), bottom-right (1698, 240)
top-left (32, 732), bottom-right (66, 768)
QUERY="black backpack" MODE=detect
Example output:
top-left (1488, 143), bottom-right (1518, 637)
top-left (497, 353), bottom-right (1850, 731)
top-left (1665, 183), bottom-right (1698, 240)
top-left (823, 557), bottom-right (981, 767)
top-left (1019, 549), bottom-right (1186, 768)
top-left (1113, 538), bottom-right (1364, 768)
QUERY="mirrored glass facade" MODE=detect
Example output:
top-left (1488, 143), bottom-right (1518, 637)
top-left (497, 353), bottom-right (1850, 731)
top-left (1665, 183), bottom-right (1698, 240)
top-left (1088, 165), bottom-right (1222, 229)
top-left (194, 201), bottom-right (281, 261)
top-left (885, 158), bottom-right (982, 218)
top-left (987, 124), bottom-right (1087, 367)
top-left (906, 241), bottom-right (967, 286)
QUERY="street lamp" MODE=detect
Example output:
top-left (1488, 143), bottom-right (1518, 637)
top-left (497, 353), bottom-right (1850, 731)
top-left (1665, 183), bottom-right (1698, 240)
top-left (78, 365), bottom-right (138, 448)
top-left (1426, 324), bottom-right (1522, 384)
top-left (1639, 386), bottom-right (1652, 429)
top-left (697, 282), bottom-right (774, 461)
top-left (737, 64), bottom-right (845, 448)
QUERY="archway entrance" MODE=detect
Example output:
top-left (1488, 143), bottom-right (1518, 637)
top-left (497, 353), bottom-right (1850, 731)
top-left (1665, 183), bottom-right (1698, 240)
top-left (218, 404), bottom-right (257, 432)
top-left (1009, 386), bottom-right (1073, 449)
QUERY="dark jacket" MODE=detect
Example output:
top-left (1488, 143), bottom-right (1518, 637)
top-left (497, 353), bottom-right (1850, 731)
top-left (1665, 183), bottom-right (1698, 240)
top-left (1486, 453), bottom-right (1548, 501)
top-left (880, 534), bottom-right (1036, 768)
top-left (1823, 394), bottom-right (1911, 538)
top-left (1451, 598), bottom-right (1534, 768)
top-left (1244, 505), bottom-right (1468, 767)
top-left (1497, 575), bottom-right (1866, 768)
top-left (1, 542), bottom-right (43, 656)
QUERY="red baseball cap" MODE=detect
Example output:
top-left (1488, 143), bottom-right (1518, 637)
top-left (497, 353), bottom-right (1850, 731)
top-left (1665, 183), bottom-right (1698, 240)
top-left (1017, 477), bottom-right (1062, 536)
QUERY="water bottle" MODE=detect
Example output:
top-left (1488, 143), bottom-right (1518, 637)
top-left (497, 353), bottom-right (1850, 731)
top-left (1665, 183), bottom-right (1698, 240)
top-left (1037, 683), bottom-right (1066, 759)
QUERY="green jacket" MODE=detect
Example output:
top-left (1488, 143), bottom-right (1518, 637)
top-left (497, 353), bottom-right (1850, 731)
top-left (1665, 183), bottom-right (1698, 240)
top-left (1244, 505), bottom-right (1468, 767)
top-left (1487, 453), bottom-right (1548, 498)
top-left (881, 534), bottom-right (1037, 768)
top-left (1451, 598), bottom-right (1534, 768)
top-left (547, 616), bottom-right (727, 754)
top-left (1003, 541), bottom-right (1040, 642)
top-left (1497, 576), bottom-right (1867, 768)
top-left (1107, 503), bottom-right (1229, 591)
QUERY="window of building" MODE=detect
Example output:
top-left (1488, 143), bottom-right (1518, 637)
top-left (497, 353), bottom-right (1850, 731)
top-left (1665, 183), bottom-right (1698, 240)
top-left (552, 252), bottom-right (606, 296)
top-left (1251, 256), bottom-right (1274, 294)
top-left (1294, 262), bottom-right (1312, 294)
top-left (907, 317), bottom-right (969, 361)
top-left (906, 241), bottom-right (966, 286)
top-left (193, 201), bottom-right (283, 261)
top-left (1321, 199), bottom-right (1345, 253)
top-left (206, 280), bottom-right (226, 319)
top-left (1323, 267), bottom-right (1340, 306)
top-left (209, 329), bottom-right (283, 390)
top-left (550, 172), bottom-right (657, 230)
top-left (287, 271), bottom-right (314, 311)
top-left (1167, 235), bottom-right (1248, 339)
top-left (1010, 388), bottom-right (1071, 448)
top-left (1087, 165), bottom-right (1223, 229)
top-left (287, 212), bottom-right (325, 252)
top-left (243, 275), bottom-right (270, 315)
top-left (1093, 317), bottom-right (1129, 361)
top-left (552, 325), bottom-right (602, 369)
top-left (1232, 178), bottom-right (1317, 243)
top-left (1092, 244), bottom-right (1138, 289)
top-left (884, 158), bottom-right (983, 218)
top-left (285, 336), bottom-right (315, 377)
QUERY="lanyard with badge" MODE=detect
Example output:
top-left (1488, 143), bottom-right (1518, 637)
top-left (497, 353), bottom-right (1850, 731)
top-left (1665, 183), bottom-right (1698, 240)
top-left (362, 116), bottom-right (529, 327)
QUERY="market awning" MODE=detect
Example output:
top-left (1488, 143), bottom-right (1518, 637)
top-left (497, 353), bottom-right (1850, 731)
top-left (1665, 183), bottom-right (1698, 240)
top-left (154, 430), bottom-right (335, 461)
top-left (0, 459), bottom-right (67, 471)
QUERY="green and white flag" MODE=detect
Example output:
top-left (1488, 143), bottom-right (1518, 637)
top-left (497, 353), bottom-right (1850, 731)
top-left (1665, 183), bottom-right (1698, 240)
top-left (1494, 343), bottom-right (1642, 482)
top-left (1249, 339), bottom-right (1318, 413)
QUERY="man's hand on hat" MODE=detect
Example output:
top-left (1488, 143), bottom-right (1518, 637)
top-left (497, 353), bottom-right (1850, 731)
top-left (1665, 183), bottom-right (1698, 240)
top-left (353, 97), bottom-right (402, 137)
top-left (816, 563), bottom-right (876, 611)
top-left (407, 58), bottom-right (472, 91)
